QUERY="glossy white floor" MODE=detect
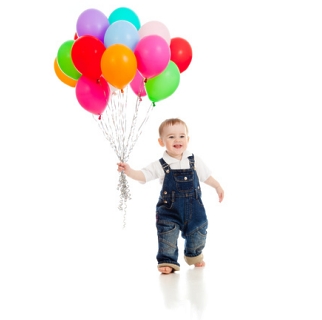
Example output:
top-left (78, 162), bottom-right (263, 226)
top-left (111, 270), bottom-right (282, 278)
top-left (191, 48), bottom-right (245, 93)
top-left (2, 193), bottom-right (320, 320)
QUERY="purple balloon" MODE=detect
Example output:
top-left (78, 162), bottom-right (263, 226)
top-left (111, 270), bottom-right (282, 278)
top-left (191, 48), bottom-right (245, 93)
top-left (76, 9), bottom-right (109, 43)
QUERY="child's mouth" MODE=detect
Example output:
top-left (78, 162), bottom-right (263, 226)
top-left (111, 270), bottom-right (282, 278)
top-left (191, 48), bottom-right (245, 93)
top-left (173, 144), bottom-right (182, 149)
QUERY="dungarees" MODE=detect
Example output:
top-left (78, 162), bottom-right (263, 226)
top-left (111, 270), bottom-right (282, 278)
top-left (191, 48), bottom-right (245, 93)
top-left (156, 155), bottom-right (208, 271)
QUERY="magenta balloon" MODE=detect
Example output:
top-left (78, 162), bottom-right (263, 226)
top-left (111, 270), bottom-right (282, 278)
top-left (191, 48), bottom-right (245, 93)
top-left (76, 8), bottom-right (109, 43)
top-left (75, 75), bottom-right (110, 115)
top-left (134, 35), bottom-right (170, 79)
top-left (130, 70), bottom-right (146, 97)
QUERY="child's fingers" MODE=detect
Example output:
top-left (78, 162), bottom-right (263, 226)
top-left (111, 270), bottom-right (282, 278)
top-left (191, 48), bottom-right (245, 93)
top-left (117, 163), bottom-right (126, 171)
top-left (117, 163), bottom-right (124, 171)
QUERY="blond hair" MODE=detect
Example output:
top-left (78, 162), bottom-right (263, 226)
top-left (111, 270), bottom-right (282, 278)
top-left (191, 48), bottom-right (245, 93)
top-left (158, 118), bottom-right (189, 137)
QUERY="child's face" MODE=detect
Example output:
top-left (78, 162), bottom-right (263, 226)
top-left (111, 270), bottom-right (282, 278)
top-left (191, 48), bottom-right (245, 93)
top-left (158, 123), bottom-right (189, 159)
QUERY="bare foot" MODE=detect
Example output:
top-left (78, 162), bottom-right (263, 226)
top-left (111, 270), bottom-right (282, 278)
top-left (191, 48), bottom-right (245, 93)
top-left (194, 261), bottom-right (206, 268)
top-left (158, 266), bottom-right (173, 274)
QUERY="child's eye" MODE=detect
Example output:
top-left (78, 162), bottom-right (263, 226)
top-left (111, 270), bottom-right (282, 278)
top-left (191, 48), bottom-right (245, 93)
top-left (169, 136), bottom-right (174, 139)
top-left (180, 135), bottom-right (185, 138)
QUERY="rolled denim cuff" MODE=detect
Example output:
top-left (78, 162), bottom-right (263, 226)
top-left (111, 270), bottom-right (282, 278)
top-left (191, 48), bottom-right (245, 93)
top-left (157, 263), bottom-right (180, 271)
top-left (184, 253), bottom-right (204, 266)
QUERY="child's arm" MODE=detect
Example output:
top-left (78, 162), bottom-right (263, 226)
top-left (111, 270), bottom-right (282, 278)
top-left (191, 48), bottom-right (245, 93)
top-left (204, 176), bottom-right (224, 203)
top-left (117, 162), bottom-right (146, 183)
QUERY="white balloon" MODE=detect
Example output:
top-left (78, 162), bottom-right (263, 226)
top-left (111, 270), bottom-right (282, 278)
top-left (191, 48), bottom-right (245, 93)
top-left (138, 20), bottom-right (171, 46)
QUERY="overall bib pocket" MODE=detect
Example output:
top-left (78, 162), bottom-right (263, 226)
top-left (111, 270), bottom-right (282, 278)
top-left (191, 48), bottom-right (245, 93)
top-left (174, 171), bottom-right (194, 192)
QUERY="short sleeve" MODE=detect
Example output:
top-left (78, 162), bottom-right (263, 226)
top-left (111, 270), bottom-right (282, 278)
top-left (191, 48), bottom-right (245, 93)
top-left (141, 160), bottom-right (165, 183)
top-left (194, 155), bottom-right (212, 182)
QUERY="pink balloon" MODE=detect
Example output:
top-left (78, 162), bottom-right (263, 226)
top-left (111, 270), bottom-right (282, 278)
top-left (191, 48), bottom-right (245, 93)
top-left (130, 70), bottom-right (146, 97)
top-left (138, 21), bottom-right (171, 45)
top-left (75, 75), bottom-right (110, 115)
top-left (134, 35), bottom-right (170, 79)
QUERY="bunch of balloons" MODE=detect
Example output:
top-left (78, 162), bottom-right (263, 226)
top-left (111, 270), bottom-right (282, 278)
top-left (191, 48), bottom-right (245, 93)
top-left (54, 7), bottom-right (192, 115)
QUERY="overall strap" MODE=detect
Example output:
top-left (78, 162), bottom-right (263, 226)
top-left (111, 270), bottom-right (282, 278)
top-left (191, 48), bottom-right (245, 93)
top-left (159, 158), bottom-right (170, 174)
top-left (188, 154), bottom-right (195, 170)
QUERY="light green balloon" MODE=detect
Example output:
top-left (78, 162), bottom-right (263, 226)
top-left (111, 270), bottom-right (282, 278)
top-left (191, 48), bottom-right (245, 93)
top-left (145, 61), bottom-right (180, 104)
top-left (57, 40), bottom-right (81, 80)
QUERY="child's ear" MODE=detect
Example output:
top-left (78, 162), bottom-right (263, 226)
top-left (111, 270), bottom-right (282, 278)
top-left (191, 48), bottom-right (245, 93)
top-left (158, 138), bottom-right (165, 147)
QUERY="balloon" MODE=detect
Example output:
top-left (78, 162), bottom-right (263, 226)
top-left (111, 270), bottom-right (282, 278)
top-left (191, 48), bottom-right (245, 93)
top-left (138, 21), bottom-right (171, 46)
top-left (145, 61), bottom-right (180, 103)
top-left (75, 75), bottom-right (110, 115)
top-left (71, 35), bottom-right (105, 80)
top-left (134, 35), bottom-right (170, 79)
top-left (130, 70), bottom-right (146, 97)
top-left (57, 40), bottom-right (81, 80)
top-left (101, 44), bottom-right (137, 90)
top-left (104, 20), bottom-right (139, 51)
top-left (170, 37), bottom-right (192, 73)
top-left (54, 58), bottom-right (77, 87)
top-left (76, 8), bottom-right (109, 43)
top-left (108, 7), bottom-right (140, 30)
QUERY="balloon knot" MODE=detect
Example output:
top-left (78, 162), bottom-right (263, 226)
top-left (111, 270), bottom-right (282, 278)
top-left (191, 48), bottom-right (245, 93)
top-left (98, 115), bottom-right (101, 120)
top-left (121, 89), bottom-right (124, 93)
top-left (153, 102), bottom-right (156, 107)
top-left (144, 78), bottom-right (147, 83)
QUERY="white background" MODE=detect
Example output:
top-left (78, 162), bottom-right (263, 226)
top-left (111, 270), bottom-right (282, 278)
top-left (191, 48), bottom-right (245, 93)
top-left (1, 0), bottom-right (321, 319)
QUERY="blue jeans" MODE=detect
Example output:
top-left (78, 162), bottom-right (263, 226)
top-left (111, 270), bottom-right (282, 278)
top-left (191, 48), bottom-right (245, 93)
top-left (156, 155), bottom-right (208, 270)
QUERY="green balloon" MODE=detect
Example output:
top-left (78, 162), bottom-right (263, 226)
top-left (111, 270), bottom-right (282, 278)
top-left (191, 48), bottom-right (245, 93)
top-left (57, 40), bottom-right (81, 80)
top-left (145, 61), bottom-right (180, 103)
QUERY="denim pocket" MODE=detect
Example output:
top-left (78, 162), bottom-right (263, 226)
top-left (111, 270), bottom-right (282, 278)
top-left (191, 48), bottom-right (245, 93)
top-left (160, 195), bottom-right (173, 209)
top-left (157, 195), bottom-right (174, 210)
top-left (174, 171), bottom-right (194, 192)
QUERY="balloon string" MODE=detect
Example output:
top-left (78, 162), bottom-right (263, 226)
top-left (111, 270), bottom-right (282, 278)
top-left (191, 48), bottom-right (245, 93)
top-left (117, 171), bottom-right (131, 229)
top-left (93, 86), bottom-right (153, 228)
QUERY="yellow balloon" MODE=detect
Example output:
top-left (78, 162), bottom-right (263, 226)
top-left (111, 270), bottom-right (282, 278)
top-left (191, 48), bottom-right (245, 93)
top-left (100, 44), bottom-right (137, 89)
top-left (54, 58), bottom-right (77, 87)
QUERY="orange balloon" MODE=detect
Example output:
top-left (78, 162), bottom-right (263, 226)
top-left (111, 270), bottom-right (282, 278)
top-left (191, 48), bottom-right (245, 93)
top-left (100, 44), bottom-right (137, 89)
top-left (54, 58), bottom-right (77, 87)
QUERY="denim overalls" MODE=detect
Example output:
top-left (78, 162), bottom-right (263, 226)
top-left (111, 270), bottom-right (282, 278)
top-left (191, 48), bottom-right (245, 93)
top-left (156, 154), bottom-right (208, 271)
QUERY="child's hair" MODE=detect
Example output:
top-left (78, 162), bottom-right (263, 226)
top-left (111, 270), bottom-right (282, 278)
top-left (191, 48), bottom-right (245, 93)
top-left (158, 118), bottom-right (189, 137)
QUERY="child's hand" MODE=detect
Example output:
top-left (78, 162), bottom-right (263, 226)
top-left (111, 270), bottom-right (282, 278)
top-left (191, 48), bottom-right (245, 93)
top-left (117, 162), bottom-right (145, 182)
top-left (117, 162), bottom-right (129, 173)
top-left (117, 162), bottom-right (133, 176)
top-left (216, 186), bottom-right (224, 203)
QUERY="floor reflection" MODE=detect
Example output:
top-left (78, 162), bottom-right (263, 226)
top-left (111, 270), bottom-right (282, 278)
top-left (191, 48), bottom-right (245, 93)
top-left (158, 267), bottom-right (208, 318)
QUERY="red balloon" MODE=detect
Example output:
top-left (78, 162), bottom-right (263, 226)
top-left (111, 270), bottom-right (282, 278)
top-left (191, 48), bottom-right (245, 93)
top-left (170, 37), bottom-right (192, 73)
top-left (71, 35), bottom-right (106, 80)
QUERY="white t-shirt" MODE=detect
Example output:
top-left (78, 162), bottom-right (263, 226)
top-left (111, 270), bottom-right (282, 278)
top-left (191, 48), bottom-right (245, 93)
top-left (141, 150), bottom-right (212, 185)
